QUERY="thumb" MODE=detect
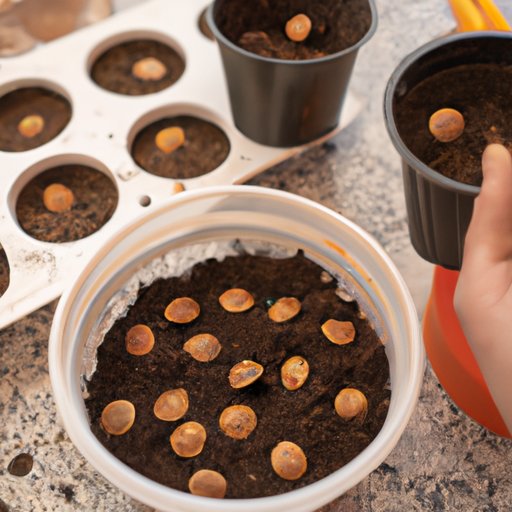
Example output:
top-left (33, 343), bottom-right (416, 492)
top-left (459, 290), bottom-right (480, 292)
top-left (463, 144), bottom-right (512, 266)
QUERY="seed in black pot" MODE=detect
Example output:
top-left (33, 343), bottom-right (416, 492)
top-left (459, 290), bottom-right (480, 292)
top-left (285, 14), bottom-right (312, 42)
top-left (428, 108), bottom-right (465, 143)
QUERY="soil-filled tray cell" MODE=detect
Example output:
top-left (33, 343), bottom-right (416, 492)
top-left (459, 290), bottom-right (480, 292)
top-left (0, 86), bottom-right (72, 152)
top-left (131, 115), bottom-right (231, 179)
top-left (0, 247), bottom-right (9, 297)
top-left (16, 164), bottom-right (118, 243)
top-left (90, 38), bottom-right (186, 95)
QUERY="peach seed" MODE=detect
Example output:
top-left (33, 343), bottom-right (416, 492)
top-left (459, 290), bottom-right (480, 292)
top-left (155, 126), bottom-right (185, 154)
top-left (42, 183), bottom-right (74, 213)
top-left (219, 405), bottom-right (257, 440)
top-left (188, 469), bottom-right (227, 498)
top-left (125, 324), bottom-right (155, 355)
top-left (285, 13), bottom-right (312, 42)
top-left (170, 421), bottom-right (206, 458)
top-left (428, 108), bottom-right (465, 143)
top-left (184, 333), bottom-right (222, 362)
top-left (101, 400), bottom-right (135, 435)
top-left (321, 319), bottom-right (355, 345)
top-left (154, 389), bottom-right (189, 421)
top-left (164, 297), bottom-right (200, 323)
top-left (271, 441), bottom-right (307, 480)
top-left (229, 360), bottom-right (264, 389)
top-left (219, 288), bottom-right (254, 313)
top-left (268, 297), bottom-right (301, 323)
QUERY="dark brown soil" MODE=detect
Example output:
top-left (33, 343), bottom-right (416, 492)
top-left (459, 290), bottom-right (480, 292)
top-left (215, 0), bottom-right (372, 60)
top-left (131, 115), bottom-right (230, 179)
top-left (85, 251), bottom-right (390, 499)
top-left (0, 87), bottom-right (71, 152)
top-left (16, 165), bottom-right (118, 243)
top-left (395, 63), bottom-right (512, 186)
top-left (0, 248), bottom-right (9, 297)
top-left (90, 39), bottom-right (185, 96)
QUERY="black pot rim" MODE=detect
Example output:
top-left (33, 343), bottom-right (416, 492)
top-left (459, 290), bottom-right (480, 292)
top-left (206, 0), bottom-right (378, 65)
top-left (384, 30), bottom-right (512, 197)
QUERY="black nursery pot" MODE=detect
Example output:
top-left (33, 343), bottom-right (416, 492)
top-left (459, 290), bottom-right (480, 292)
top-left (207, 0), bottom-right (377, 147)
top-left (384, 32), bottom-right (512, 270)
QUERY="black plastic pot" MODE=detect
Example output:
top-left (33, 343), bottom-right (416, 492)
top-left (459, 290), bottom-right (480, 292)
top-left (384, 32), bottom-right (512, 270)
top-left (207, 0), bottom-right (377, 147)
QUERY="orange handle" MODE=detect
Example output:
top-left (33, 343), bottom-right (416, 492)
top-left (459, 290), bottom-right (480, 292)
top-left (449, 0), bottom-right (511, 31)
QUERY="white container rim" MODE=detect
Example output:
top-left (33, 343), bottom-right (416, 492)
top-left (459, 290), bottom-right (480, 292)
top-left (49, 185), bottom-right (424, 512)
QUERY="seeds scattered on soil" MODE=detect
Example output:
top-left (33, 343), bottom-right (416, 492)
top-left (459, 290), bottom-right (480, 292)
top-left (153, 389), bottom-right (189, 421)
top-left (132, 57), bottom-right (167, 81)
top-left (101, 400), bottom-right (135, 435)
top-left (164, 297), bottom-right (200, 323)
top-left (281, 356), bottom-right (309, 391)
top-left (321, 319), bottom-right (356, 345)
top-left (170, 421), bottom-right (207, 458)
top-left (125, 324), bottom-right (155, 355)
top-left (285, 14), bottom-right (312, 42)
top-left (184, 333), bottom-right (222, 362)
top-left (334, 388), bottom-right (368, 422)
top-left (428, 108), bottom-right (465, 143)
top-left (219, 288), bottom-right (254, 313)
top-left (271, 441), bottom-right (307, 480)
top-left (155, 126), bottom-right (185, 154)
top-left (229, 360), bottom-right (264, 388)
top-left (268, 297), bottom-right (301, 323)
top-left (7, 453), bottom-right (33, 477)
top-left (219, 405), bottom-right (257, 439)
top-left (188, 469), bottom-right (227, 498)
top-left (42, 183), bottom-right (75, 213)
top-left (17, 114), bottom-right (44, 138)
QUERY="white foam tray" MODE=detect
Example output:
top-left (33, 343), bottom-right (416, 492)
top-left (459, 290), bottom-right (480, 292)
top-left (0, 0), bottom-right (362, 329)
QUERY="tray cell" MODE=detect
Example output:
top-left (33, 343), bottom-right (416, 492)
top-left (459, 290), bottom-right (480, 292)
top-left (12, 155), bottom-right (119, 243)
top-left (0, 244), bottom-right (10, 298)
top-left (129, 107), bottom-right (231, 179)
top-left (88, 31), bottom-right (186, 95)
top-left (0, 81), bottom-right (72, 152)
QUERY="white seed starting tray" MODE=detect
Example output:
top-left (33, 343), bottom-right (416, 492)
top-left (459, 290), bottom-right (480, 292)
top-left (0, 0), bottom-right (362, 329)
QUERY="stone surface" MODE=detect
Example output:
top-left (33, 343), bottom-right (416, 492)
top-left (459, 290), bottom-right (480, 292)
top-left (2, 0), bottom-right (512, 511)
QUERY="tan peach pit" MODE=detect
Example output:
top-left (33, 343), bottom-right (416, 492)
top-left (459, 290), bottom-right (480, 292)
top-left (101, 400), bottom-right (135, 435)
top-left (125, 324), bottom-right (155, 355)
top-left (184, 333), bottom-right (222, 362)
top-left (153, 388), bottom-right (189, 421)
top-left (42, 183), bottom-right (75, 213)
top-left (164, 297), bottom-right (200, 323)
top-left (218, 288), bottom-right (254, 313)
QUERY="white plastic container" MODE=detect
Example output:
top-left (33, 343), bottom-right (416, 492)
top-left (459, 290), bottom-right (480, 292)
top-left (49, 186), bottom-right (424, 512)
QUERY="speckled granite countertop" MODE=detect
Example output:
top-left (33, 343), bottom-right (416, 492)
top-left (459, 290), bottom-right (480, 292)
top-left (2, 1), bottom-right (512, 511)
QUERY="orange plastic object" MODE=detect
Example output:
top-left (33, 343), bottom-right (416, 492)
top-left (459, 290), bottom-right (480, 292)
top-left (423, 266), bottom-right (510, 437)
top-left (449, 0), bottom-right (511, 31)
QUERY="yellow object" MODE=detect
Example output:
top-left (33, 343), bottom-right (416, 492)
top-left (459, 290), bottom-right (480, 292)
top-left (449, 0), bottom-right (511, 31)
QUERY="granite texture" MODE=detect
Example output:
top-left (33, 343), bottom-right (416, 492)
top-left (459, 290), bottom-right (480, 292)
top-left (2, 0), bottom-right (512, 511)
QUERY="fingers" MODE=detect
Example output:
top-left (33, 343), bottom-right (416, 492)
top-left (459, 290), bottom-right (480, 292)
top-left (463, 144), bottom-right (512, 266)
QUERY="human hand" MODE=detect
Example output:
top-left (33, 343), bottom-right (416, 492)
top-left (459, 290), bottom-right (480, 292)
top-left (454, 143), bottom-right (512, 435)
